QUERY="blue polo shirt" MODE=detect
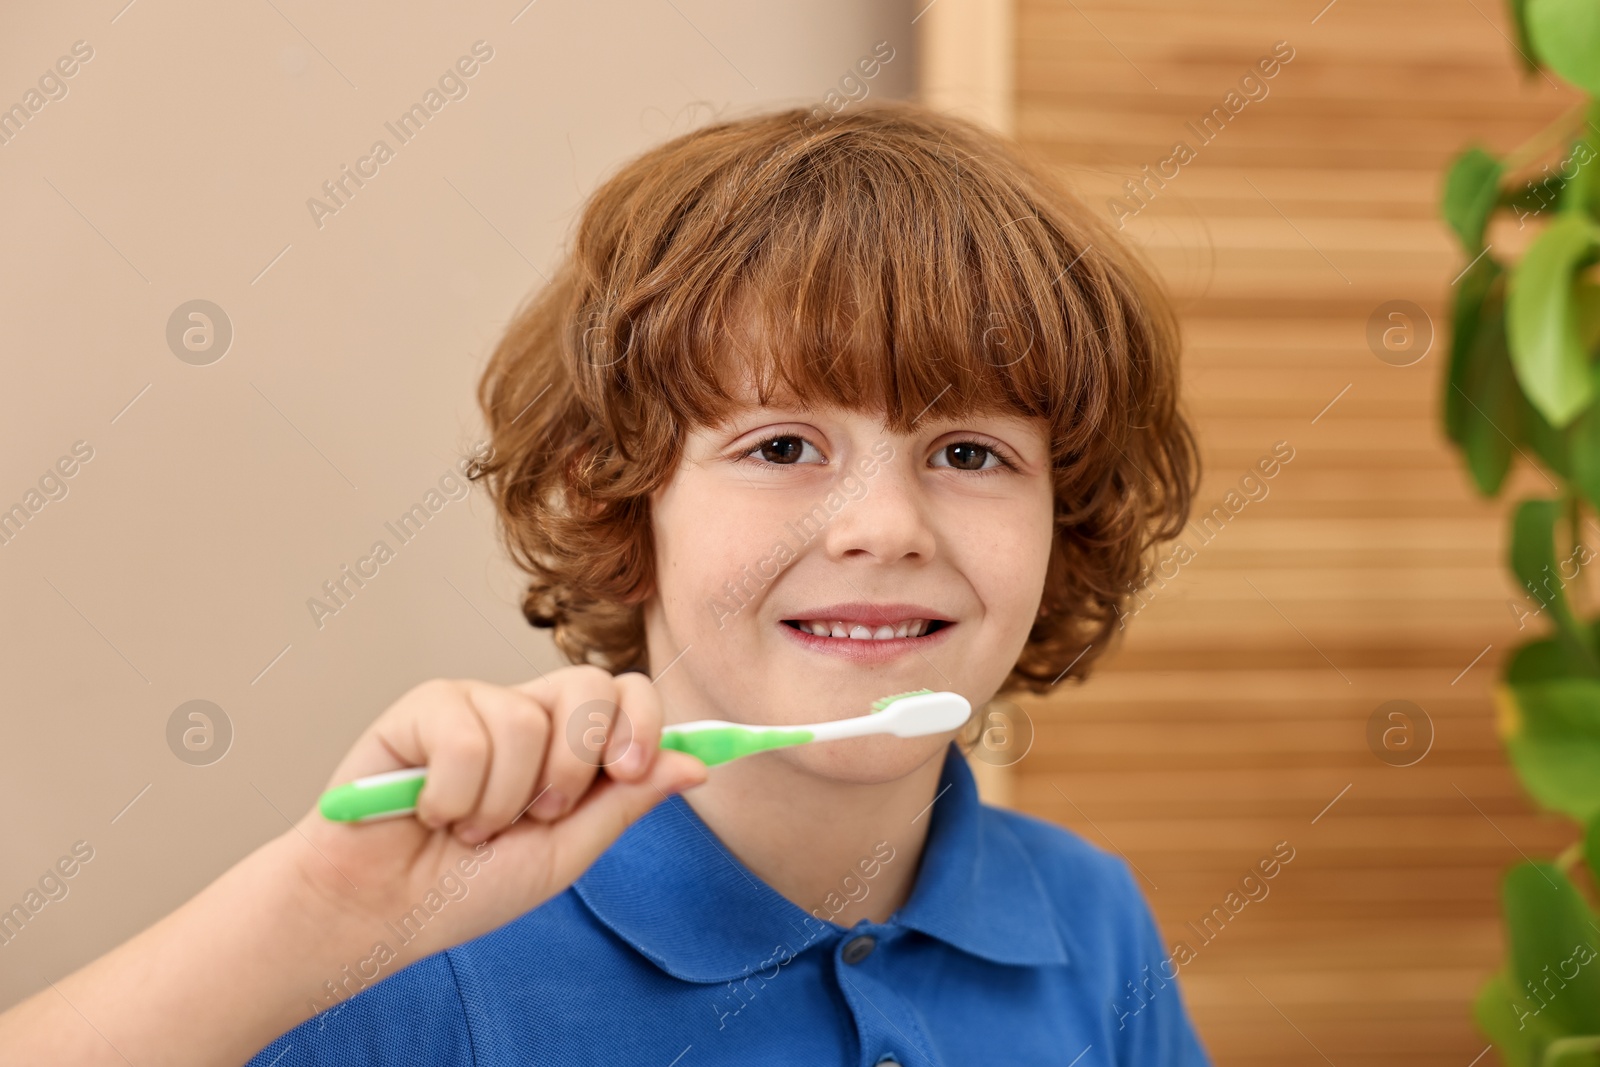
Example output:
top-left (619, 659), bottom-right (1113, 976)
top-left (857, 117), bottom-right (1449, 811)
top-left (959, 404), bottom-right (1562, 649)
top-left (247, 743), bottom-right (1210, 1065)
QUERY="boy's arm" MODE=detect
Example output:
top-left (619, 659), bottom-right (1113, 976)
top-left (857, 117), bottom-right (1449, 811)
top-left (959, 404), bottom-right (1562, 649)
top-left (0, 830), bottom-right (380, 1067)
top-left (0, 670), bottom-right (707, 1067)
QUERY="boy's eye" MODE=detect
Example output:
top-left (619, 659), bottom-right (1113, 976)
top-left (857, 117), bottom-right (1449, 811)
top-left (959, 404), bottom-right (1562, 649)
top-left (748, 435), bottom-right (824, 465)
top-left (933, 442), bottom-right (1004, 471)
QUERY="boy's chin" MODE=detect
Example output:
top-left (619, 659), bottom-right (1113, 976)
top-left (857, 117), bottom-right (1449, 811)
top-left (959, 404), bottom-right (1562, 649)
top-left (775, 732), bottom-right (952, 784)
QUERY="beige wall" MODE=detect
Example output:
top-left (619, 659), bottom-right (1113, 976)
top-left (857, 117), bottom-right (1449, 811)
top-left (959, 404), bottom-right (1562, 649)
top-left (0, 0), bottom-right (915, 1009)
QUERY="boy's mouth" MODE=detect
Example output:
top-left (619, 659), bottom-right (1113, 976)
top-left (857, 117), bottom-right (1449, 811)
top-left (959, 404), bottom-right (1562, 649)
top-left (776, 602), bottom-right (956, 661)
top-left (780, 601), bottom-right (953, 652)
top-left (777, 610), bottom-right (956, 663)
top-left (781, 618), bottom-right (949, 640)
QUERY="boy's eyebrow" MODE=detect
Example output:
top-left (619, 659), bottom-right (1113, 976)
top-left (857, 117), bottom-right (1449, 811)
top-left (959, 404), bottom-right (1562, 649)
top-left (711, 401), bottom-right (823, 427)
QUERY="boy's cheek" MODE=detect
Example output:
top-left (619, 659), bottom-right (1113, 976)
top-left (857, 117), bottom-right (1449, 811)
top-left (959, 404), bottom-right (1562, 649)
top-left (658, 527), bottom-right (776, 633)
top-left (960, 513), bottom-right (1053, 601)
top-left (956, 539), bottom-right (1053, 667)
top-left (660, 495), bottom-right (805, 623)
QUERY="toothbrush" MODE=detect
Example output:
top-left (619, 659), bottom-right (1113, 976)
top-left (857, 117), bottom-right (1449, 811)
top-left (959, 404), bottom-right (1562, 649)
top-left (658, 688), bottom-right (970, 766)
top-left (317, 689), bottom-right (971, 823)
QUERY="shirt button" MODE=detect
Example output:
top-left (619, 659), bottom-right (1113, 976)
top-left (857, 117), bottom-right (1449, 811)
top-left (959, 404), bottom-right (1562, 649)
top-left (841, 934), bottom-right (876, 965)
top-left (875, 1057), bottom-right (900, 1065)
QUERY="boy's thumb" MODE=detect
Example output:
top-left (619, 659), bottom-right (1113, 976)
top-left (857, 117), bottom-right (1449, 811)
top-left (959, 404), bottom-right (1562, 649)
top-left (549, 750), bottom-right (708, 875)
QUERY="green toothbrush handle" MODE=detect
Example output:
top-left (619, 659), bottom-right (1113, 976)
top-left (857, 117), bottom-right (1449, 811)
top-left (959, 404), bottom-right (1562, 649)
top-left (319, 725), bottom-right (818, 821)
top-left (319, 767), bottom-right (428, 822)
top-left (658, 725), bottom-right (814, 766)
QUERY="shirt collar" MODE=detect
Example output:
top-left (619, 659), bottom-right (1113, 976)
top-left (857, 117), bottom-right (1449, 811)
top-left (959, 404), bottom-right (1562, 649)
top-left (572, 741), bottom-right (1070, 983)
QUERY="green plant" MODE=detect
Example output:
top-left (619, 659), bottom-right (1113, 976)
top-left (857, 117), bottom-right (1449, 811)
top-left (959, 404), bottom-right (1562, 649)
top-left (1441, 5), bottom-right (1600, 1063)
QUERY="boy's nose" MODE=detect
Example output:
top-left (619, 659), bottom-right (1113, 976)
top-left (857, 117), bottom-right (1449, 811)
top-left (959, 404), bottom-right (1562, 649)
top-left (819, 461), bottom-right (936, 563)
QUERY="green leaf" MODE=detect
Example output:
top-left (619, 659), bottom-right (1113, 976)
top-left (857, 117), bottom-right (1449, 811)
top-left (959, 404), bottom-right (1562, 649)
top-left (1509, 635), bottom-right (1575, 683)
top-left (1446, 147), bottom-right (1505, 250)
top-left (1500, 679), bottom-right (1600, 818)
top-left (1509, 0), bottom-right (1541, 73)
top-left (1512, 499), bottom-right (1596, 658)
top-left (1448, 265), bottom-right (1522, 494)
top-left (1477, 969), bottom-right (1565, 1065)
top-left (1562, 128), bottom-right (1600, 223)
top-left (1568, 359), bottom-right (1600, 512)
top-left (1507, 625), bottom-right (1600, 683)
top-left (1507, 174), bottom-right (1569, 227)
top-left (1500, 111), bottom-right (1600, 230)
top-left (1587, 809), bottom-right (1600, 910)
top-left (1503, 861), bottom-right (1600, 1036)
top-left (1448, 257), bottom-right (1503, 441)
top-left (1573, 104), bottom-right (1600, 219)
top-left (1512, 499), bottom-right (1572, 607)
top-left (1464, 332), bottom-right (1518, 494)
top-left (1578, 282), bottom-right (1600, 348)
top-left (1508, 213), bottom-right (1600, 427)
top-left (1518, 385), bottom-right (1576, 478)
top-left (1545, 1036), bottom-right (1600, 1067)
top-left (1530, 0), bottom-right (1600, 92)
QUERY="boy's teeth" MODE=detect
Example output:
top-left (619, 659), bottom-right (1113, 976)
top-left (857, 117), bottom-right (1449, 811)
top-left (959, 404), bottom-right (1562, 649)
top-left (799, 619), bottom-right (932, 640)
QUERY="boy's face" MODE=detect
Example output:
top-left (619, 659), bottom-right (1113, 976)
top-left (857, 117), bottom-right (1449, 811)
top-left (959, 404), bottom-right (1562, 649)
top-left (643, 384), bottom-right (1055, 783)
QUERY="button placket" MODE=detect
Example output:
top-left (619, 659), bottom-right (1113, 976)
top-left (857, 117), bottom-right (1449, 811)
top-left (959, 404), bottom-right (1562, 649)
top-left (833, 925), bottom-right (942, 1066)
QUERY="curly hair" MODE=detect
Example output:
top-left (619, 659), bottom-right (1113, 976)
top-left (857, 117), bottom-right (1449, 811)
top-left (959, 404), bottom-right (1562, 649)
top-left (465, 98), bottom-right (1199, 698)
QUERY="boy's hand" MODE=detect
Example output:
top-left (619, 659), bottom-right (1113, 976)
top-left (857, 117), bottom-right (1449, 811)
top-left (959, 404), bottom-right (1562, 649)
top-left (288, 666), bottom-right (707, 963)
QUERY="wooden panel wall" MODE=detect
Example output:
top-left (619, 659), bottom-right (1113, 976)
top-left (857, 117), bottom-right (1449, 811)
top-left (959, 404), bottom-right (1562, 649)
top-left (1009, 2), bottom-right (1583, 1064)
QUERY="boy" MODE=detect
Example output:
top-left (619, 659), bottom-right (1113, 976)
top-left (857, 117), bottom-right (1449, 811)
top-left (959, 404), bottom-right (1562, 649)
top-left (0, 100), bottom-right (1208, 1065)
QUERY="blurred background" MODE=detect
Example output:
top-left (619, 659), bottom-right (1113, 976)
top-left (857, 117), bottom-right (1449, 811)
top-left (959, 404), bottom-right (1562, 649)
top-left (0, 1), bottom-right (1586, 1064)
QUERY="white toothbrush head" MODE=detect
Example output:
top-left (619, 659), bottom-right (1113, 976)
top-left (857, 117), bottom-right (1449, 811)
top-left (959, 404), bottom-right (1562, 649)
top-left (869, 689), bottom-right (972, 736)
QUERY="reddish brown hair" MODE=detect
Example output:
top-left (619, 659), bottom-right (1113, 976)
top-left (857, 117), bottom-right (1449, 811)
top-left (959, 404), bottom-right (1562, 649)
top-left (467, 99), bottom-right (1198, 698)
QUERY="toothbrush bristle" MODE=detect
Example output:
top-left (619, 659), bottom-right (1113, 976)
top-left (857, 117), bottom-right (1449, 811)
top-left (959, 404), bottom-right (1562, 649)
top-left (870, 688), bottom-right (934, 713)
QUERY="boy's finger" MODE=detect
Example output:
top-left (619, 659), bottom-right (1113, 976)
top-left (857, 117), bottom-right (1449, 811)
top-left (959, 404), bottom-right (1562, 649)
top-left (407, 684), bottom-right (494, 829)
top-left (509, 672), bottom-right (555, 705)
top-left (328, 677), bottom-right (466, 785)
top-left (452, 681), bottom-right (550, 842)
top-left (545, 750), bottom-right (708, 879)
top-left (525, 667), bottom-right (616, 822)
top-left (603, 671), bottom-right (662, 781)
